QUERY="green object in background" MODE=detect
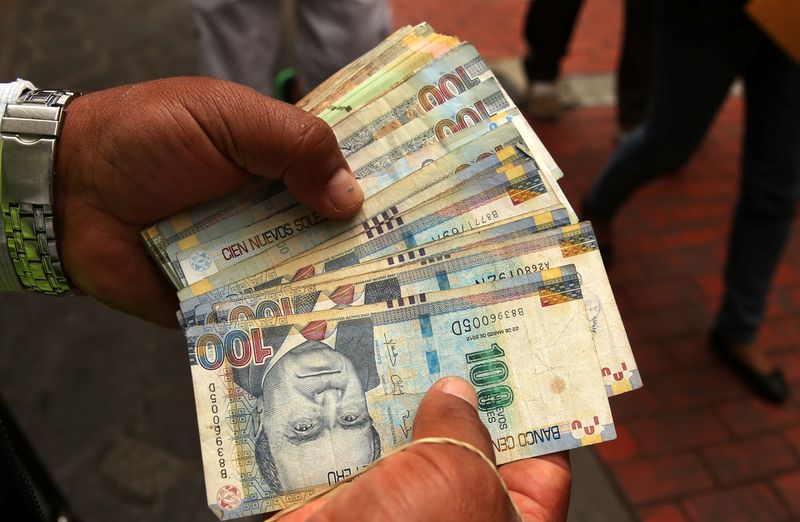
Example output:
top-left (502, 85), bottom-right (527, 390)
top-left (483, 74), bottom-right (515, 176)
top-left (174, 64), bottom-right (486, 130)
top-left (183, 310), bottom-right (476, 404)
top-left (274, 67), bottom-right (297, 103)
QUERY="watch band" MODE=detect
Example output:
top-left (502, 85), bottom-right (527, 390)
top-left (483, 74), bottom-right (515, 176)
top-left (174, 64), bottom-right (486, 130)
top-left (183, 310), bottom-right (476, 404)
top-left (0, 89), bottom-right (78, 295)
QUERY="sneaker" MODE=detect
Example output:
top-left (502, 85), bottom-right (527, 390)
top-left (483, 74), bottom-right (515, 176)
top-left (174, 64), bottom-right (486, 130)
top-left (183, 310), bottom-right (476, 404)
top-left (524, 81), bottom-right (562, 120)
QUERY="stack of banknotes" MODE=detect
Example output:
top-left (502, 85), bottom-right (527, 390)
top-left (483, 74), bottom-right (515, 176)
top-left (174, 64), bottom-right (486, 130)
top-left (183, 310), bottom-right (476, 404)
top-left (141, 23), bottom-right (642, 520)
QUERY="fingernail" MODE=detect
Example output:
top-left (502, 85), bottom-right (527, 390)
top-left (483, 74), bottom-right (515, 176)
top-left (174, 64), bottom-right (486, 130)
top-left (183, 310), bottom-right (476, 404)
top-left (436, 377), bottom-right (478, 410)
top-left (327, 167), bottom-right (363, 211)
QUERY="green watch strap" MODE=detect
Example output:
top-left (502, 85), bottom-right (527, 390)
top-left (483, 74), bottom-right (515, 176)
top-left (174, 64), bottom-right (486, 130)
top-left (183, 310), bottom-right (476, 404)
top-left (3, 202), bottom-right (70, 294)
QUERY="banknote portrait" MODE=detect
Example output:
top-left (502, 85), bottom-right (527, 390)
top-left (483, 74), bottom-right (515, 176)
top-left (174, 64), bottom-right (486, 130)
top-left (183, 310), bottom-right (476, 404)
top-left (233, 318), bottom-right (381, 495)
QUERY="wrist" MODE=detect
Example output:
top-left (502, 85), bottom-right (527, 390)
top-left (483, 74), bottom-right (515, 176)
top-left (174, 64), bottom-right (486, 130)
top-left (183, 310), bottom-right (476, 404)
top-left (53, 93), bottom-right (89, 275)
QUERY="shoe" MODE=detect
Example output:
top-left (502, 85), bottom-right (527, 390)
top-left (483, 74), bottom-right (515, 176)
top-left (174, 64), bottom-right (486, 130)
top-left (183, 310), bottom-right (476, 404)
top-left (524, 81), bottom-right (562, 120)
top-left (710, 331), bottom-right (789, 404)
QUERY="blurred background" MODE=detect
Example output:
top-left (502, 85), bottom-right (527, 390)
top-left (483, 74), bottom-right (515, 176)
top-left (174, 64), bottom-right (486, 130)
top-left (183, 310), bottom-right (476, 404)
top-left (1, 0), bottom-right (799, 520)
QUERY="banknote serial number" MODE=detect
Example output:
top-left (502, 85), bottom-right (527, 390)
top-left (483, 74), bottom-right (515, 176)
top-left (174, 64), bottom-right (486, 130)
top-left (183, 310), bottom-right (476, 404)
top-left (451, 308), bottom-right (524, 336)
top-left (473, 262), bottom-right (551, 284)
top-left (208, 383), bottom-right (228, 479)
top-left (429, 210), bottom-right (500, 241)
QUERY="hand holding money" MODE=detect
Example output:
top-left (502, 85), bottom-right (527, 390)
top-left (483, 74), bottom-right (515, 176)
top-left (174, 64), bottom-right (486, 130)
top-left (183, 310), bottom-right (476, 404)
top-left (127, 23), bottom-right (640, 520)
top-left (40, 70), bottom-right (575, 522)
top-left (272, 377), bottom-right (570, 522)
top-left (54, 77), bottom-right (363, 325)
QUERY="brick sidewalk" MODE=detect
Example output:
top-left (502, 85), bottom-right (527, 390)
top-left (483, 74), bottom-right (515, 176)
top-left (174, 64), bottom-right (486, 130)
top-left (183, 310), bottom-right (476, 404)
top-left (536, 99), bottom-right (800, 521)
top-left (390, 0), bottom-right (800, 520)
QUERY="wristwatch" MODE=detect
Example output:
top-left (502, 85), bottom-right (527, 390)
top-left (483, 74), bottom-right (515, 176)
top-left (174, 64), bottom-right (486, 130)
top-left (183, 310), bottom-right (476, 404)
top-left (0, 89), bottom-right (78, 295)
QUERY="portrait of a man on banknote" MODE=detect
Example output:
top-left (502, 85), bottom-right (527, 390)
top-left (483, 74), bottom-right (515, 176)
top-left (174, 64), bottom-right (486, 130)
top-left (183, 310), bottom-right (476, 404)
top-left (234, 318), bottom-right (382, 495)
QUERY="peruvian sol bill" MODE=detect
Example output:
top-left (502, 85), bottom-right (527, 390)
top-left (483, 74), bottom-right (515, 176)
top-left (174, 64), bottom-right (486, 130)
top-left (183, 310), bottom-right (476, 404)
top-left (184, 267), bottom-right (615, 518)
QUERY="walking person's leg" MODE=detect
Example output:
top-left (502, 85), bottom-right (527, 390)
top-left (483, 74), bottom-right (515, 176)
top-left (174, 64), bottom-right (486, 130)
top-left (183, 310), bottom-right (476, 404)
top-left (190, 0), bottom-right (282, 95)
top-left (295, 0), bottom-right (392, 95)
top-left (711, 30), bottom-right (800, 403)
top-left (522, 0), bottom-right (583, 119)
top-left (523, 0), bottom-right (583, 82)
top-left (616, 0), bottom-right (655, 137)
top-left (583, 0), bottom-right (755, 256)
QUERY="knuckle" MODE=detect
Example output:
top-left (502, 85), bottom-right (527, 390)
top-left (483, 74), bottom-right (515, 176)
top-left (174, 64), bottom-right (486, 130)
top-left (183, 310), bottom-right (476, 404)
top-left (274, 112), bottom-right (341, 185)
top-left (291, 114), bottom-right (338, 160)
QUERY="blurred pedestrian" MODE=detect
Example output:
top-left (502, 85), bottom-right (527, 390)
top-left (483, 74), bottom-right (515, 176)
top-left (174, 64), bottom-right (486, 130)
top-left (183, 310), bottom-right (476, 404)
top-left (191, 0), bottom-right (392, 100)
top-left (582, 0), bottom-right (800, 404)
top-left (524, 0), bottom-right (654, 140)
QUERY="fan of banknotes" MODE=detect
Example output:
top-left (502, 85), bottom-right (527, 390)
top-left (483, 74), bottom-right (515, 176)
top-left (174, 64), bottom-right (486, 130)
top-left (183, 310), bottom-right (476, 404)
top-left (141, 23), bottom-right (642, 520)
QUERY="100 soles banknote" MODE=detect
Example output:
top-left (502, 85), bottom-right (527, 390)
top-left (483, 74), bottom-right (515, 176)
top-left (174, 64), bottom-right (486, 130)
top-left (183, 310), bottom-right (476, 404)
top-left (176, 150), bottom-right (570, 324)
top-left (211, 222), bottom-right (641, 396)
top-left (175, 132), bottom-right (571, 298)
top-left (176, 206), bottom-right (572, 327)
top-left (185, 269), bottom-right (615, 518)
top-left (166, 110), bottom-right (525, 287)
top-left (175, 126), bottom-right (531, 287)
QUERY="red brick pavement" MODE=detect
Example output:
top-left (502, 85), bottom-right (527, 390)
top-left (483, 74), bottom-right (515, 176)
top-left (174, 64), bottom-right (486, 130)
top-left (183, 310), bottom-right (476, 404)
top-left (536, 99), bottom-right (800, 521)
top-left (390, 1), bottom-right (800, 520)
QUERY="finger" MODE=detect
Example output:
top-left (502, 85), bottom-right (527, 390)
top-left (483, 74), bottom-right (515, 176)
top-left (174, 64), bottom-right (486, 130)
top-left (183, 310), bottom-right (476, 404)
top-left (410, 376), bottom-right (495, 462)
top-left (500, 454), bottom-right (571, 522)
top-left (184, 79), bottom-right (364, 218)
top-left (59, 199), bottom-right (180, 327)
top-left (415, 379), bottom-right (570, 522)
top-left (296, 378), bottom-right (517, 522)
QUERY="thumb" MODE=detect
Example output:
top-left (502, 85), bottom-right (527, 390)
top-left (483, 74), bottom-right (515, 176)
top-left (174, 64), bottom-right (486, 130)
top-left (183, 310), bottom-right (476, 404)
top-left (411, 376), bottom-right (496, 462)
top-left (183, 78), bottom-right (364, 219)
top-left (293, 377), bottom-right (516, 522)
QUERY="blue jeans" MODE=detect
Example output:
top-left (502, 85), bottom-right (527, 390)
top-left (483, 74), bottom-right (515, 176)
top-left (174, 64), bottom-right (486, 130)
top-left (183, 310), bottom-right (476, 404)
top-left (583, 0), bottom-right (800, 343)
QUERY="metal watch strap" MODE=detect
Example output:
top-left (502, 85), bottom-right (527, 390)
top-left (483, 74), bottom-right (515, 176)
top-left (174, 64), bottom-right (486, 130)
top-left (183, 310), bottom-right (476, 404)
top-left (0, 89), bottom-right (77, 295)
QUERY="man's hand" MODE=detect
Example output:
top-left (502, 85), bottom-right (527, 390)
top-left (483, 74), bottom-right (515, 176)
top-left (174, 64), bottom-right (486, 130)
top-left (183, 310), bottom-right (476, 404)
top-left (276, 377), bottom-right (572, 522)
top-left (54, 77), bottom-right (363, 326)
